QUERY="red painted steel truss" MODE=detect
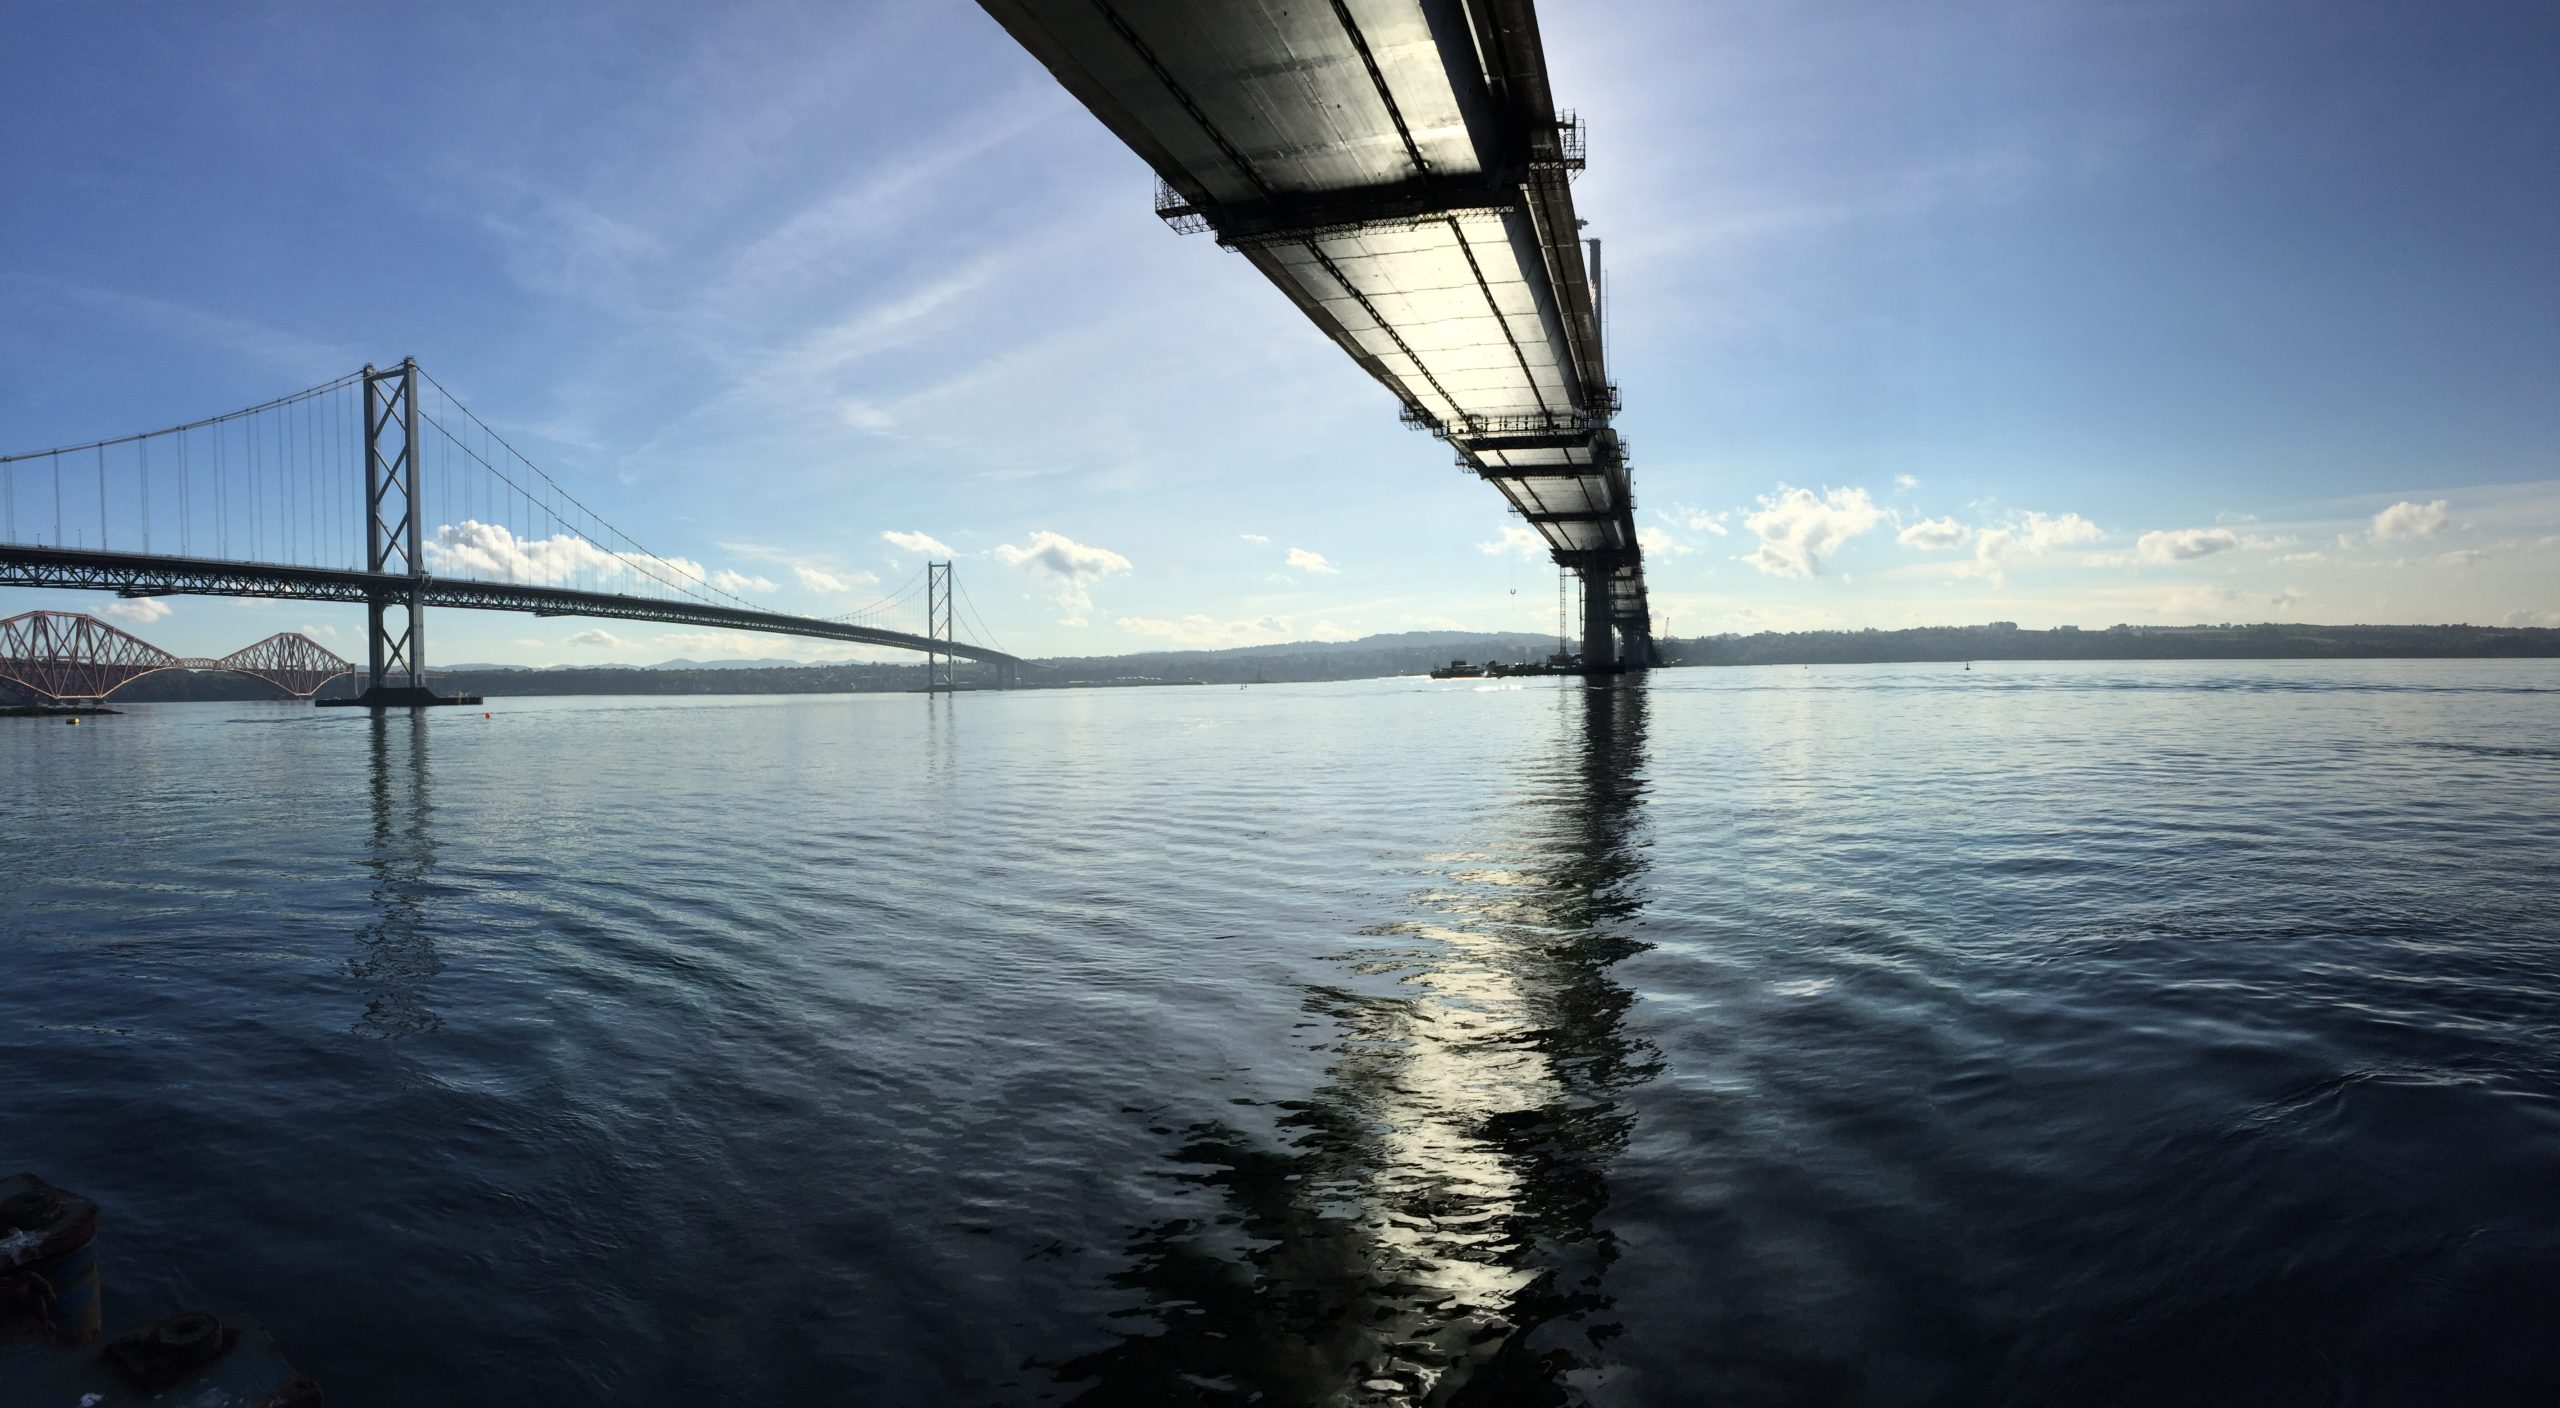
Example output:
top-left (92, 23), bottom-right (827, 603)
top-left (0, 610), bottom-right (356, 701)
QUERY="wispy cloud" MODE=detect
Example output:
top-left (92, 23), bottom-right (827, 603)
top-left (695, 90), bottom-right (1063, 317)
top-left (38, 280), bottom-right (352, 378)
top-left (792, 564), bottom-right (878, 593)
top-left (1285, 547), bottom-right (1339, 574)
top-left (1663, 505), bottom-right (1731, 535)
top-left (1116, 614), bottom-right (1356, 649)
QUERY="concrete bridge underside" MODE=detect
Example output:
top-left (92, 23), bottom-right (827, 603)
top-left (981, 0), bottom-right (1652, 668)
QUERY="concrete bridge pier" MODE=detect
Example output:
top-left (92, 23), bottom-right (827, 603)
top-left (1580, 561), bottom-right (1618, 673)
top-left (1622, 625), bottom-right (1653, 672)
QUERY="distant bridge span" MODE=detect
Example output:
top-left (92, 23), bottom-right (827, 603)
top-left (980, 0), bottom-right (1652, 667)
top-left (0, 544), bottom-right (1020, 668)
top-left (0, 360), bottom-right (1019, 705)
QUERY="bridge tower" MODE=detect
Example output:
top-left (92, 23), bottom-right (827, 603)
top-left (333, 359), bottom-right (460, 709)
top-left (924, 561), bottom-right (955, 694)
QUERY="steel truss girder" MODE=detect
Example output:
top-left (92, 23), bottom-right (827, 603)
top-left (0, 609), bottom-right (354, 701)
top-left (0, 545), bottom-right (1022, 667)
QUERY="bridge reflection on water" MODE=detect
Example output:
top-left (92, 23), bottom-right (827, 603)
top-left (350, 715), bottom-right (445, 1041)
top-left (1058, 682), bottom-right (1658, 1405)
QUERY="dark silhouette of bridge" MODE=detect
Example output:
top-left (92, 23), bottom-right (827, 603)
top-left (0, 360), bottom-right (1018, 706)
top-left (981, 0), bottom-right (1653, 669)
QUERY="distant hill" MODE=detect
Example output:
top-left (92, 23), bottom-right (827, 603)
top-left (1663, 621), bottom-right (2560, 667)
top-left (19, 625), bottom-right (2553, 707)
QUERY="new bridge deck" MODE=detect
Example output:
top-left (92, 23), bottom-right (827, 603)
top-left (980, 0), bottom-right (1651, 664)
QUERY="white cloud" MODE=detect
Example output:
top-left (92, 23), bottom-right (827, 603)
top-left (2438, 548), bottom-right (2490, 569)
top-left (881, 529), bottom-right (956, 558)
top-left (1741, 485), bottom-right (1884, 578)
top-left (1638, 524), bottom-right (1692, 557)
top-left (709, 569), bottom-right (777, 595)
top-left (1116, 614), bottom-right (1358, 648)
top-left (1239, 533), bottom-right (1270, 544)
top-left (995, 529), bottom-right (1133, 613)
top-left (298, 623), bottom-right (338, 640)
top-left (1963, 510), bottom-right (2103, 585)
top-left (2503, 608), bottom-right (2560, 627)
top-left (1057, 615), bottom-right (1088, 628)
top-left (1896, 516), bottom-right (1970, 550)
top-left (2370, 499), bottom-right (2449, 541)
top-left (1479, 525), bottom-right (1546, 559)
top-left (1894, 474), bottom-right (1919, 490)
top-left (2136, 527), bottom-right (2241, 563)
top-left (792, 564), bottom-right (879, 593)
top-left (426, 519), bottom-right (687, 591)
top-left (99, 598), bottom-right (173, 626)
top-left (564, 628), bottom-right (631, 649)
top-left (1285, 547), bottom-right (1339, 574)
top-left (2273, 551), bottom-right (2326, 565)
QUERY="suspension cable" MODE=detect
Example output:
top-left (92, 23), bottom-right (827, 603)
top-left (0, 371), bottom-right (363, 465)
top-left (414, 366), bottom-right (770, 613)
top-left (953, 572), bottom-right (1010, 656)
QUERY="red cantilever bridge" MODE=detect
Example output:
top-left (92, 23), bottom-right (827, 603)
top-left (0, 610), bottom-right (357, 702)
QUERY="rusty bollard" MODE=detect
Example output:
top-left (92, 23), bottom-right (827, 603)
top-left (0, 1173), bottom-right (103, 1347)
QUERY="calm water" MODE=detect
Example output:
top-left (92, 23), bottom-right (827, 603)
top-left (4, 662), bottom-right (2557, 1405)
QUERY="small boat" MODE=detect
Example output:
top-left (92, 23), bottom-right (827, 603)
top-left (1429, 659), bottom-right (1488, 679)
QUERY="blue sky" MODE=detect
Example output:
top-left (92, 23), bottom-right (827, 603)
top-left (3, 0), bottom-right (2553, 663)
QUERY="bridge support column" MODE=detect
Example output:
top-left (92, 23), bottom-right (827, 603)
top-left (1623, 623), bottom-right (1653, 672)
top-left (1579, 561), bottom-right (1617, 674)
top-left (327, 359), bottom-right (467, 709)
top-left (923, 561), bottom-right (954, 694)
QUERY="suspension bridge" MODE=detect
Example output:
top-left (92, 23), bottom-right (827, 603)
top-left (0, 360), bottom-right (1020, 707)
top-left (981, 0), bottom-right (1654, 669)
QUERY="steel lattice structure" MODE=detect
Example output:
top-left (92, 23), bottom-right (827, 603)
top-left (0, 610), bottom-right (356, 701)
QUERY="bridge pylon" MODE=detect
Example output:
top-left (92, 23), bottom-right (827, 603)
top-left (924, 561), bottom-right (955, 694)
top-left (326, 358), bottom-right (466, 709)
